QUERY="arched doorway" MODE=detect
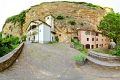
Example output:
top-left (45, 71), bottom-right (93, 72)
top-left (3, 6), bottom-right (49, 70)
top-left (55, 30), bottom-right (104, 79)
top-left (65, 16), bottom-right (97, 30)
top-left (86, 44), bottom-right (90, 49)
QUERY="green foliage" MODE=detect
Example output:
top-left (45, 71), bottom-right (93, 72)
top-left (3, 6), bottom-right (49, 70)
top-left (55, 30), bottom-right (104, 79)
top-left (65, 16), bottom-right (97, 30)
top-left (21, 35), bottom-right (26, 41)
top-left (55, 36), bottom-right (59, 42)
top-left (63, 1), bottom-right (103, 9)
top-left (0, 32), bottom-right (2, 38)
top-left (99, 12), bottom-right (120, 45)
top-left (48, 36), bottom-right (59, 44)
top-left (6, 11), bottom-right (26, 26)
top-left (71, 38), bottom-right (84, 51)
top-left (71, 38), bottom-right (87, 63)
top-left (56, 15), bottom-right (64, 20)
top-left (78, 2), bottom-right (103, 9)
top-left (73, 52), bottom-right (87, 62)
top-left (0, 36), bottom-right (20, 57)
top-left (68, 20), bottom-right (76, 25)
top-left (86, 3), bottom-right (102, 9)
top-left (111, 46), bottom-right (120, 56)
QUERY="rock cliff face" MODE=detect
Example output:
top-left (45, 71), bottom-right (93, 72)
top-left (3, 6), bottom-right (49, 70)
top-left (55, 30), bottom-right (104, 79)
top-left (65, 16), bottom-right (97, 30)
top-left (2, 1), bottom-right (109, 41)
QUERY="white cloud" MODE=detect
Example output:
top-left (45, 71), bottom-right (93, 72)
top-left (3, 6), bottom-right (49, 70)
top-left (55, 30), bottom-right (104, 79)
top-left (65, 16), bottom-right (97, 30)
top-left (0, 0), bottom-right (119, 31)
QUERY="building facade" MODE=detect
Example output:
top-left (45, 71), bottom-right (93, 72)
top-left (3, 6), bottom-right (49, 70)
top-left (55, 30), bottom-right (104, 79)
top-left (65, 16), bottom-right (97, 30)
top-left (78, 30), bottom-right (110, 49)
top-left (26, 15), bottom-right (55, 43)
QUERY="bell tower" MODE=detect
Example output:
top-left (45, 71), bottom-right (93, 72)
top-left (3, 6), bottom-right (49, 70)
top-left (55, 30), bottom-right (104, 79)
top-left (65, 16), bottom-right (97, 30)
top-left (45, 15), bottom-right (54, 31)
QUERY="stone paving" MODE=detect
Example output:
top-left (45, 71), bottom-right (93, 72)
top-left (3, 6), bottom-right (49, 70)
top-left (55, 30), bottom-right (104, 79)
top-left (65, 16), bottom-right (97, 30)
top-left (0, 43), bottom-right (120, 80)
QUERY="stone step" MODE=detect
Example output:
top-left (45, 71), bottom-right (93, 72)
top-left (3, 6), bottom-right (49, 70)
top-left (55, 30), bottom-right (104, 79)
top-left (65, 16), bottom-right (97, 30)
top-left (88, 50), bottom-right (120, 60)
top-left (88, 54), bottom-right (120, 64)
top-left (87, 56), bottom-right (120, 67)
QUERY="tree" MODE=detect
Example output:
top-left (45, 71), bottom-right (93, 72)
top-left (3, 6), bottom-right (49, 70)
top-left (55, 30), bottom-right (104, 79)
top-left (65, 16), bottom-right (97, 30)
top-left (98, 12), bottom-right (120, 45)
top-left (0, 32), bottom-right (2, 38)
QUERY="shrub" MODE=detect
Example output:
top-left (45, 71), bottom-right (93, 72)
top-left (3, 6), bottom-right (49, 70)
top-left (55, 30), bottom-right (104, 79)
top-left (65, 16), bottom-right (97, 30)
top-left (73, 52), bottom-right (87, 62)
top-left (0, 32), bottom-right (2, 38)
top-left (6, 11), bottom-right (26, 26)
top-left (71, 38), bottom-right (88, 65)
top-left (55, 36), bottom-right (59, 42)
top-left (111, 46), bottom-right (120, 56)
top-left (71, 38), bottom-right (84, 51)
top-left (0, 36), bottom-right (20, 57)
top-left (63, 1), bottom-right (103, 9)
top-left (56, 15), bottom-right (64, 20)
top-left (68, 20), bottom-right (76, 25)
top-left (21, 35), bottom-right (26, 41)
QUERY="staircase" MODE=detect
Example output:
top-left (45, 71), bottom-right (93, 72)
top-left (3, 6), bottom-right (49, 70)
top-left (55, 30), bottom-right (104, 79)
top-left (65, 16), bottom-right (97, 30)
top-left (87, 50), bottom-right (120, 67)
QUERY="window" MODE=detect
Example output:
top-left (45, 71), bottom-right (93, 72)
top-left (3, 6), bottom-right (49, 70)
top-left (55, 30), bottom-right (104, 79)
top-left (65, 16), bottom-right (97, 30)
top-left (96, 44), bottom-right (98, 48)
top-left (85, 31), bottom-right (90, 35)
top-left (101, 44), bottom-right (103, 47)
top-left (29, 38), bottom-right (30, 41)
top-left (87, 38), bottom-right (89, 41)
top-left (33, 36), bottom-right (35, 40)
top-left (31, 25), bottom-right (36, 29)
top-left (96, 38), bottom-right (98, 41)
top-left (92, 38), bottom-right (94, 41)
top-left (96, 33), bottom-right (99, 36)
top-left (52, 37), bottom-right (54, 41)
top-left (91, 45), bottom-right (94, 49)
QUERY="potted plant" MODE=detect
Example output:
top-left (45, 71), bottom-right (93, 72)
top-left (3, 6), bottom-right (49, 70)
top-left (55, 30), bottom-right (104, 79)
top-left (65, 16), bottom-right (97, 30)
top-left (73, 52), bottom-right (87, 66)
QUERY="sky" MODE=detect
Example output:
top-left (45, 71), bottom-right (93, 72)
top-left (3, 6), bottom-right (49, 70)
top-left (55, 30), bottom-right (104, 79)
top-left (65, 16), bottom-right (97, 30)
top-left (0, 0), bottom-right (119, 31)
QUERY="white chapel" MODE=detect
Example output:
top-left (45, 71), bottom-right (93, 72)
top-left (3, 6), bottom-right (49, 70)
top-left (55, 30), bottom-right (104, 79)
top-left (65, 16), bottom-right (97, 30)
top-left (26, 15), bottom-right (55, 43)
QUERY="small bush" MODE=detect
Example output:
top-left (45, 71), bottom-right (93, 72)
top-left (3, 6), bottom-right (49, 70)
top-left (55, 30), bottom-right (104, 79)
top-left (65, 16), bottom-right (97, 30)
top-left (71, 38), bottom-right (84, 51)
top-left (71, 38), bottom-right (88, 64)
top-left (55, 36), bottom-right (59, 42)
top-left (6, 11), bottom-right (26, 26)
top-left (56, 15), bottom-right (64, 20)
top-left (68, 20), bottom-right (76, 25)
top-left (0, 32), bottom-right (2, 38)
top-left (21, 35), bottom-right (26, 42)
top-left (73, 52), bottom-right (87, 62)
top-left (111, 46), bottom-right (120, 56)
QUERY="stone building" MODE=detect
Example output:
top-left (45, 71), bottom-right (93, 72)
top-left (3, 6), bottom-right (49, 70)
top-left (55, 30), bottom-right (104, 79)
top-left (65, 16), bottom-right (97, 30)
top-left (77, 29), bottom-right (110, 49)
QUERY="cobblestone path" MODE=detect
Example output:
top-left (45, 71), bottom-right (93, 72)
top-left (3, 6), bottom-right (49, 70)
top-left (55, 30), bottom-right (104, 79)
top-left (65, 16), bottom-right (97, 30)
top-left (0, 43), bottom-right (120, 80)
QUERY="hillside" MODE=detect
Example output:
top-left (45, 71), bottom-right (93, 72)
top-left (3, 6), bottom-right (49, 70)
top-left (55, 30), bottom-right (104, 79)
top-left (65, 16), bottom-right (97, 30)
top-left (2, 1), bottom-right (111, 41)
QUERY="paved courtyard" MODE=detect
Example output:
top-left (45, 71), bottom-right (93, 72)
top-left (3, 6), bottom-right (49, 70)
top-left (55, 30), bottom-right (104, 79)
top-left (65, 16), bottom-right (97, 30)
top-left (0, 43), bottom-right (120, 80)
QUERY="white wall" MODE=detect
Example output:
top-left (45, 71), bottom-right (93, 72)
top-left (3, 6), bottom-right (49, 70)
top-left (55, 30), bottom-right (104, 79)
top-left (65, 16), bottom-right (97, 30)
top-left (38, 24), bottom-right (44, 43)
top-left (43, 24), bottom-right (51, 43)
top-left (27, 23), bottom-right (54, 43)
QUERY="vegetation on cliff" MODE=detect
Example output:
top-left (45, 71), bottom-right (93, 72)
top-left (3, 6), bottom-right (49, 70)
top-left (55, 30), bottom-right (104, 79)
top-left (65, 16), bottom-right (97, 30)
top-left (63, 1), bottom-right (103, 9)
top-left (6, 11), bottom-right (26, 26)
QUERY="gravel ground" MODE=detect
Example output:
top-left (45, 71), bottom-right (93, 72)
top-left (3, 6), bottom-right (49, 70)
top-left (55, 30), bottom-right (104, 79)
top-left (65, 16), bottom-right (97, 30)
top-left (0, 43), bottom-right (120, 80)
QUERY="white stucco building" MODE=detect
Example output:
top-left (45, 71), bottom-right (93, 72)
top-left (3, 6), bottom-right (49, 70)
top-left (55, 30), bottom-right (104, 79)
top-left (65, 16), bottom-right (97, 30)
top-left (26, 15), bottom-right (55, 43)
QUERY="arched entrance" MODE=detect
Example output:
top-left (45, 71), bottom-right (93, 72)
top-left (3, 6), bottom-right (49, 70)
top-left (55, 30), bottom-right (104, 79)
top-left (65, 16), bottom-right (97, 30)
top-left (86, 44), bottom-right (90, 49)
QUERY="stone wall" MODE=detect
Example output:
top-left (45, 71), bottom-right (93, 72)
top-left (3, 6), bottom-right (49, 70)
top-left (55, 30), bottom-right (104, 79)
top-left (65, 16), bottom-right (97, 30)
top-left (0, 43), bottom-right (24, 71)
